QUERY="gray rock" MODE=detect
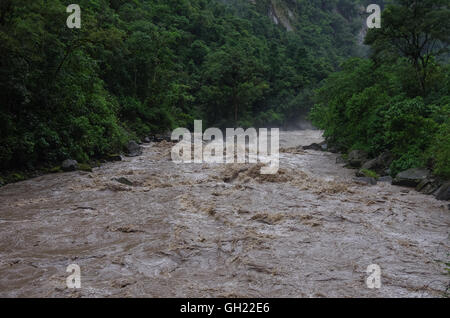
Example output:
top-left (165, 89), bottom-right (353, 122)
top-left (360, 152), bottom-right (393, 175)
top-left (416, 178), bottom-right (441, 195)
top-left (392, 168), bottom-right (430, 187)
top-left (361, 158), bottom-right (378, 171)
top-left (353, 177), bottom-right (377, 185)
top-left (125, 141), bottom-right (142, 157)
top-left (378, 176), bottom-right (393, 183)
top-left (303, 143), bottom-right (323, 151)
top-left (143, 136), bottom-right (151, 143)
top-left (361, 158), bottom-right (380, 171)
top-left (61, 159), bottom-right (78, 172)
top-left (114, 177), bottom-right (133, 186)
top-left (435, 182), bottom-right (450, 201)
top-left (348, 150), bottom-right (368, 168)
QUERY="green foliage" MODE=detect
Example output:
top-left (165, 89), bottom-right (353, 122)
top-left (311, 0), bottom-right (450, 178)
top-left (77, 163), bottom-right (93, 172)
top-left (360, 169), bottom-right (379, 179)
top-left (365, 0), bottom-right (450, 94)
top-left (430, 118), bottom-right (450, 179)
top-left (0, 0), bottom-right (366, 172)
top-left (7, 173), bottom-right (26, 183)
top-left (48, 166), bottom-right (63, 173)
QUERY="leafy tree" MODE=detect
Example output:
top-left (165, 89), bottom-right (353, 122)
top-left (312, 0), bottom-right (450, 178)
top-left (365, 0), bottom-right (450, 94)
top-left (0, 0), bottom-right (369, 173)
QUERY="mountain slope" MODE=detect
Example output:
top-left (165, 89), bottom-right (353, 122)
top-left (0, 0), bottom-right (371, 173)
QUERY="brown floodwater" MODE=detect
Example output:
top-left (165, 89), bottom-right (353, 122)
top-left (0, 130), bottom-right (448, 297)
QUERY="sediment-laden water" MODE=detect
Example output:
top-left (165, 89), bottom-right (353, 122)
top-left (0, 130), bottom-right (448, 297)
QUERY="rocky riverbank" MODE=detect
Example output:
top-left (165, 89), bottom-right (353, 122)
top-left (300, 141), bottom-right (450, 203)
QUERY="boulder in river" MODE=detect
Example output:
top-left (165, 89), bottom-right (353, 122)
top-left (61, 159), bottom-right (78, 172)
top-left (125, 141), bottom-right (142, 157)
top-left (348, 150), bottom-right (368, 168)
top-left (435, 182), bottom-right (450, 201)
top-left (302, 142), bottom-right (323, 151)
top-left (359, 152), bottom-right (393, 174)
top-left (392, 168), bottom-right (430, 187)
top-left (113, 177), bottom-right (133, 186)
top-left (378, 176), bottom-right (393, 183)
top-left (143, 136), bottom-right (151, 143)
top-left (415, 178), bottom-right (441, 195)
top-left (360, 158), bottom-right (377, 171)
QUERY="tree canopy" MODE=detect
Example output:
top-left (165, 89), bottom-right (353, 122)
top-left (311, 0), bottom-right (450, 178)
top-left (0, 0), bottom-right (366, 173)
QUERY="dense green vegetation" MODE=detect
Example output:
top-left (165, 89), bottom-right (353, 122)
top-left (311, 0), bottom-right (450, 178)
top-left (1, 0), bottom-right (365, 173)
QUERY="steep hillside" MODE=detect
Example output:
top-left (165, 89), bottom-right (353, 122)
top-left (0, 0), bottom-right (372, 173)
top-left (228, 0), bottom-right (372, 59)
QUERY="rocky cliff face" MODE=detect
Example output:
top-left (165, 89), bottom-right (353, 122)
top-left (263, 0), bottom-right (371, 54)
top-left (221, 0), bottom-right (375, 58)
top-left (225, 0), bottom-right (370, 34)
top-left (266, 0), bottom-right (295, 31)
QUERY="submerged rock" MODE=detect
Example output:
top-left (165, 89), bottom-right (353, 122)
top-left (113, 177), bottom-right (133, 186)
top-left (61, 159), bottom-right (78, 172)
top-left (392, 168), bottom-right (430, 187)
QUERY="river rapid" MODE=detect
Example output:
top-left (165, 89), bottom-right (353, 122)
top-left (0, 130), bottom-right (448, 297)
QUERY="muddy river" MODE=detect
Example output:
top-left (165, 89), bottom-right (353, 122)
top-left (0, 130), bottom-right (448, 297)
